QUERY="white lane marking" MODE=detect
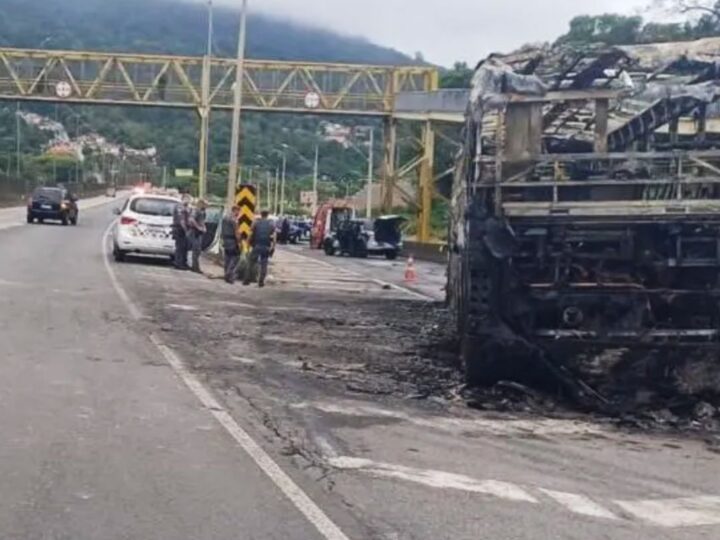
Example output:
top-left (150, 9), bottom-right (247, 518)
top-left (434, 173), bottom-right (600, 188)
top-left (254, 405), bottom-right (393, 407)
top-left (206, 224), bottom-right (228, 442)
top-left (279, 250), bottom-right (435, 302)
top-left (101, 227), bottom-right (352, 540)
top-left (102, 221), bottom-right (143, 321)
top-left (539, 489), bottom-right (619, 520)
top-left (329, 457), bottom-right (538, 503)
top-left (232, 356), bottom-right (257, 365)
top-left (293, 400), bottom-right (605, 437)
top-left (615, 496), bottom-right (720, 527)
top-left (167, 304), bottom-right (199, 312)
top-left (330, 457), bottom-right (720, 528)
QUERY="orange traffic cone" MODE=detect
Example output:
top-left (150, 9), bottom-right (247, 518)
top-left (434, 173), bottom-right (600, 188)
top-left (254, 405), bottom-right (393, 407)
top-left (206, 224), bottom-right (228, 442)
top-left (404, 255), bottom-right (417, 283)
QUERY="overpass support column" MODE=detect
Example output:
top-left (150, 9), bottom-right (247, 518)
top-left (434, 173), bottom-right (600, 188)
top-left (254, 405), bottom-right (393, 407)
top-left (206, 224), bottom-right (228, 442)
top-left (197, 55), bottom-right (211, 199)
top-left (198, 107), bottom-right (210, 198)
top-left (418, 120), bottom-right (435, 243)
top-left (381, 117), bottom-right (397, 213)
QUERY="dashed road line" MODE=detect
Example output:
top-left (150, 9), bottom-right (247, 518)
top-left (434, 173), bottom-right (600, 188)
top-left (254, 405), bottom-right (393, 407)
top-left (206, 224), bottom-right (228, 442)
top-left (328, 456), bottom-right (720, 528)
top-left (329, 457), bottom-right (538, 503)
top-left (615, 496), bottom-right (720, 527)
top-left (539, 489), bottom-right (619, 520)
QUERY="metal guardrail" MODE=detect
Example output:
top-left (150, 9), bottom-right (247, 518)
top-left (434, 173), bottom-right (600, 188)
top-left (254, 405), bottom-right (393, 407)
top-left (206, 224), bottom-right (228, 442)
top-left (402, 240), bottom-right (447, 263)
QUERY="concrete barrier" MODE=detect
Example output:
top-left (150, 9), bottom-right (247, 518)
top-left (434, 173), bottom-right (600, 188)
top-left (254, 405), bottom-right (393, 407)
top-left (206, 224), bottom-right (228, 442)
top-left (402, 241), bottom-right (448, 264)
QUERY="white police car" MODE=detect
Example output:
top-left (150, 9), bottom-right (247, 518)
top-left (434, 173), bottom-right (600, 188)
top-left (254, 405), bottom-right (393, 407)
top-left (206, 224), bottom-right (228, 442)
top-left (112, 194), bottom-right (180, 262)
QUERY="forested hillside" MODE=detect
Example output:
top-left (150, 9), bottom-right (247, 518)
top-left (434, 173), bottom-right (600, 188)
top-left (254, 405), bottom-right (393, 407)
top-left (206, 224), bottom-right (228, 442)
top-left (0, 0), bottom-right (418, 200)
top-left (0, 0), bottom-right (412, 64)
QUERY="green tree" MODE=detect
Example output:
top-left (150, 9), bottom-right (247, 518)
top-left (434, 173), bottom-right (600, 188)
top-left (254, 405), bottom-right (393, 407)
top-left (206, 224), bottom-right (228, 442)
top-left (30, 154), bottom-right (80, 184)
top-left (556, 14), bottom-right (643, 46)
top-left (440, 62), bottom-right (474, 89)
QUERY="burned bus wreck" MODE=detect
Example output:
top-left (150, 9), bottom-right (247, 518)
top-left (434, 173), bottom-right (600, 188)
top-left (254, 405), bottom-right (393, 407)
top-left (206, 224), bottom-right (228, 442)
top-left (449, 39), bottom-right (720, 401)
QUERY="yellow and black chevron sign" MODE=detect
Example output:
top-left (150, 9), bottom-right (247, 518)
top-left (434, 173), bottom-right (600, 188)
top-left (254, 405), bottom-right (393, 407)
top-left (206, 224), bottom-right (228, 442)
top-left (235, 184), bottom-right (257, 242)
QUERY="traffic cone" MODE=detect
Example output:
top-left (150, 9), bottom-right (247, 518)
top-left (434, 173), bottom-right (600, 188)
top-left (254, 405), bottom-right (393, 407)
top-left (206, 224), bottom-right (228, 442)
top-left (404, 255), bottom-right (417, 283)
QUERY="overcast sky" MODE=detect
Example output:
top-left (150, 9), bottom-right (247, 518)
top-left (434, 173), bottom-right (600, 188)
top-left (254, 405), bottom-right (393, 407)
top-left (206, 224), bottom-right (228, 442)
top-left (216, 0), bottom-right (653, 66)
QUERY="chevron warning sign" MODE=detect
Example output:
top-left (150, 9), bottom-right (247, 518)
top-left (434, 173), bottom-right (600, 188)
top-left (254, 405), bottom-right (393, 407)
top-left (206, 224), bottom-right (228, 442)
top-left (235, 184), bottom-right (257, 250)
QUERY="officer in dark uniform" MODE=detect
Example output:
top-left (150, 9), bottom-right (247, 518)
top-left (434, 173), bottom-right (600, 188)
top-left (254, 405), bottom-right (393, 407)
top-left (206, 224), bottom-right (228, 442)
top-left (172, 194), bottom-right (191, 270)
top-left (244, 210), bottom-right (276, 288)
top-left (221, 205), bottom-right (241, 284)
top-left (188, 199), bottom-right (208, 273)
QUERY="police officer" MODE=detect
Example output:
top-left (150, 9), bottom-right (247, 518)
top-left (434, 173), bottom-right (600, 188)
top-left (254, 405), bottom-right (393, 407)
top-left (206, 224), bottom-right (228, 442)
top-left (188, 199), bottom-right (208, 274)
top-left (244, 210), bottom-right (276, 288)
top-left (221, 205), bottom-right (241, 284)
top-left (172, 194), bottom-right (191, 270)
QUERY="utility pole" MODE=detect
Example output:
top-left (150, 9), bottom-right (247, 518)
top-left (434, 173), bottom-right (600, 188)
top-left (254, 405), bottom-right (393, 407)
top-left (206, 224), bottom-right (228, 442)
top-left (53, 104), bottom-right (58, 184)
top-left (227, 0), bottom-right (249, 208)
top-left (162, 166), bottom-right (167, 188)
top-left (15, 102), bottom-right (22, 192)
top-left (366, 128), bottom-right (374, 218)
top-left (279, 150), bottom-right (287, 216)
top-left (266, 170), bottom-right (272, 211)
top-left (312, 143), bottom-right (319, 217)
top-left (197, 0), bottom-right (214, 199)
top-left (273, 166), bottom-right (280, 215)
top-left (75, 113), bottom-right (80, 184)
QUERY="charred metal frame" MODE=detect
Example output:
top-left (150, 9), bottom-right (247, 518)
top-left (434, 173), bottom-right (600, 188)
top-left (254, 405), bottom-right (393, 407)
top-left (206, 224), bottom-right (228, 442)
top-left (453, 90), bottom-right (720, 377)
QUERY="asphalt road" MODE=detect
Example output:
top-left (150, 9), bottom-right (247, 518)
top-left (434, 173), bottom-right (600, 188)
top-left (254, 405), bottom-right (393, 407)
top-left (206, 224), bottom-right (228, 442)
top-left (0, 202), bottom-right (360, 540)
top-left (2, 204), bottom-right (719, 540)
top-left (0, 193), bottom-right (118, 231)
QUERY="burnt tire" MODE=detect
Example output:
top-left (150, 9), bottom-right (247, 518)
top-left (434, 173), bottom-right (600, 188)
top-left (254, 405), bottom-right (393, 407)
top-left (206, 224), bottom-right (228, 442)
top-left (385, 250), bottom-right (398, 261)
top-left (462, 333), bottom-right (522, 387)
top-left (324, 242), bottom-right (336, 256)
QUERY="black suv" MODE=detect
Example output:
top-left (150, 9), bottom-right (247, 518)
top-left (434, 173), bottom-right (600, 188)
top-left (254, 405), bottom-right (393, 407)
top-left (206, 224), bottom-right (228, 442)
top-left (27, 187), bottom-right (79, 225)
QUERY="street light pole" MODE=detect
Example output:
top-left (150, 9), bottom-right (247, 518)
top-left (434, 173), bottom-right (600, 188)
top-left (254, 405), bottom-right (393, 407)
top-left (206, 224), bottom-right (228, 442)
top-left (312, 143), bottom-right (319, 217)
top-left (197, 0), bottom-right (214, 199)
top-left (227, 0), bottom-right (249, 207)
top-left (206, 0), bottom-right (214, 57)
top-left (366, 128), bottom-right (374, 218)
top-left (15, 102), bottom-right (22, 191)
top-left (266, 170), bottom-right (272, 211)
top-left (279, 150), bottom-right (287, 216)
top-left (273, 166), bottom-right (280, 215)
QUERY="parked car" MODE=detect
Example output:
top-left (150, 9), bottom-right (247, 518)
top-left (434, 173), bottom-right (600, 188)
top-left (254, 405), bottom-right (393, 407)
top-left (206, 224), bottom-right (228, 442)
top-left (369, 215), bottom-right (406, 260)
top-left (27, 186), bottom-right (78, 225)
top-left (112, 194), bottom-right (180, 262)
top-left (324, 215), bottom-right (406, 259)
